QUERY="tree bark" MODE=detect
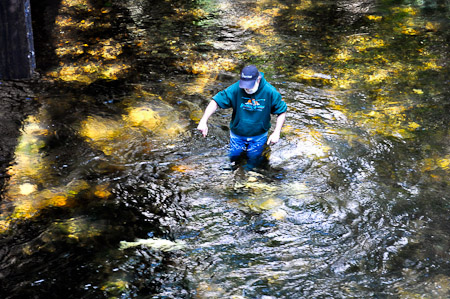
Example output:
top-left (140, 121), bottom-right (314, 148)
top-left (0, 0), bottom-right (36, 80)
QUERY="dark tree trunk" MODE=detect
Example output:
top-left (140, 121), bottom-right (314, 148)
top-left (0, 0), bottom-right (36, 80)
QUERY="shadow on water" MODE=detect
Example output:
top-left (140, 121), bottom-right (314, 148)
top-left (0, 1), bottom-right (198, 298)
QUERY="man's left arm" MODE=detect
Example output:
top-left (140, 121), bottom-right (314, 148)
top-left (267, 112), bottom-right (286, 145)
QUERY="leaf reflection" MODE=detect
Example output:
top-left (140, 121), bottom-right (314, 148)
top-left (46, 0), bottom-right (130, 84)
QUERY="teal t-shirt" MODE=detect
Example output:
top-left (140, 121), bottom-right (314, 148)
top-left (212, 73), bottom-right (287, 137)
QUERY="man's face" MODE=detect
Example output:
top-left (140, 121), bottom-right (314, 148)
top-left (244, 76), bottom-right (261, 94)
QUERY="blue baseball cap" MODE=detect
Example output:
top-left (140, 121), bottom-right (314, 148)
top-left (239, 65), bottom-right (260, 89)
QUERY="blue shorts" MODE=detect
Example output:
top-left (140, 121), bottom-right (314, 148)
top-left (229, 131), bottom-right (268, 169)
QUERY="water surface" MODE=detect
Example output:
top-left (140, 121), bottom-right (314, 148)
top-left (1, 0), bottom-right (449, 298)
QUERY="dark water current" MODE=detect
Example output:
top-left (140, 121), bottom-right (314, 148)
top-left (1, 0), bottom-right (449, 298)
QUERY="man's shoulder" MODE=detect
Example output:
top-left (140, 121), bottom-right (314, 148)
top-left (261, 80), bottom-right (280, 96)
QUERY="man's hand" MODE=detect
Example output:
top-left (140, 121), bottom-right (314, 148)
top-left (267, 132), bottom-right (280, 144)
top-left (267, 112), bottom-right (286, 145)
top-left (197, 121), bottom-right (208, 137)
top-left (196, 100), bottom-right (218, 138)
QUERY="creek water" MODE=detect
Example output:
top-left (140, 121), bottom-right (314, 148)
top-left (1, 0), bottom-right (449, 298)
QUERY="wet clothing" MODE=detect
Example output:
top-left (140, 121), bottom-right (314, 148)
top-left (229, 131), bottom-right (268, 170)
top-left (212, 73), bottom-right (286, 169)
top-left (212, 73), bottom-right (287, 137)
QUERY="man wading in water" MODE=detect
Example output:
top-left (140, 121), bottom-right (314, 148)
top-left (197, 65), bottom-right (287, 170)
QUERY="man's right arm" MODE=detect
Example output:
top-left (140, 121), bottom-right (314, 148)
top-left (197, 100), bottom-right (218, 137)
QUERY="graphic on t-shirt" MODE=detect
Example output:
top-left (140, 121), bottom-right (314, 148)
top-left (240, 97), bottom-right (266, 111)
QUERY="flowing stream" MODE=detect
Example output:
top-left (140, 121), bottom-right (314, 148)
top-left (1, 0), bottom-right (449, 298)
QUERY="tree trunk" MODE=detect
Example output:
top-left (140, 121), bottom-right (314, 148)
top-left (0, 0), bottom-right (36, 80)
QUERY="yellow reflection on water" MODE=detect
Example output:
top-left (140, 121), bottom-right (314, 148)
top-left (125, 104), bottom-right (187, 138)
top-left (0, 108), bottom-right (99, 233)
top-left (55, 43), bottom-right (85, 56)
top-left (7, 114), bottom-right (52, 185)
top-left (101, 280), bottom-right (129, 295)
top-left (19, 183), bottom-right (37, 195)
top-left (4, 179), bottom-right (91, 226)
top-left (46, 0), bottom-right (130, 84)
top-left (422, 156), bottom-right (450, 172)
top-left (61, 0), bottom-right (92, 9)
top-left (239, 15), bottom-right (271, 32)
top-left (87, 39), bottom-right (123, 60)
top-left (81, 115), bottom-right (123, 140)
top-left (125, 107), bottom-right (161, 130)
top-left (93, 183), bottom-right (112, 199)
top-left (10, 180), bottom-right (90, 220)
top-left (290, 67), bottom-right (332, 83)
top-left (80, 115), bottom-right (131, 156)
top-left (244, 197), bottom-right (284, 213)
top-left (49, 61), bottom-right (130, 84)
top-left (271, 208), bottom-right (287, 220)
top-left (0, 112), bottom-right (52, 232)
top-left (184, 75), bottom-right (212, 96)
top-left (328, 97), bottom-right (422, 140)
top-left (64, 217), bottom-right (103, 240)
top-left (366, 15), bottom-right (383, 22)
top-left (171, 7), bottom-right (208, 20)
top-left (78, 88), bottom-right (188, 157)
top-left (282, 126), bottom-right (331, 158)
top-left (171, 165), bottom-right (195, 173)
top-left (178, 56), bottom-right (237, 95)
